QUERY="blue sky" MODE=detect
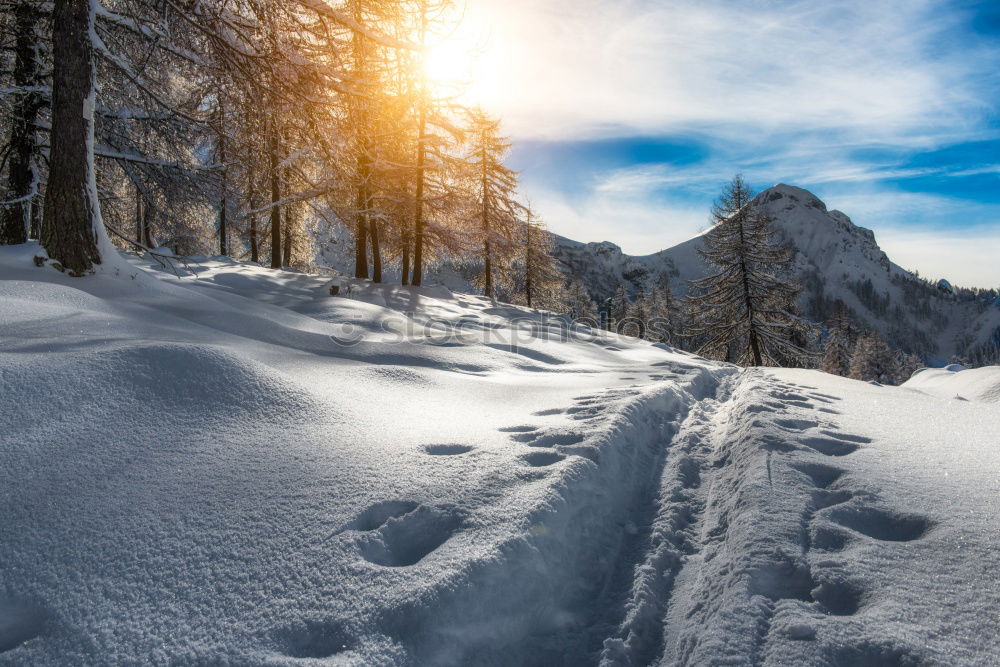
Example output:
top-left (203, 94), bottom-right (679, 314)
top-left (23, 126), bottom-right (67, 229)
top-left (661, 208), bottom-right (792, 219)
top-left (467, 0), bottom-right (1000, 287)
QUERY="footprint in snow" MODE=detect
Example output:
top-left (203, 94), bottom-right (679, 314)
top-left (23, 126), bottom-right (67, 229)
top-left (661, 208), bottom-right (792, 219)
top-left (790, 461), bottom-right (845, 489)
top-left (357, 505), bottom-right (461, 567)
top-left (810, 578), bottom-right (864, 615)
top-left (0, 599), bottom-right (47, 654)
top-left (771, 391), bottom-right (811, 402)
top-left (823, 504), bottom-right (932, 542)
top-left (532, 408), bottom-right (563, 416)
top-left (526, 432), bottom-right (586, 448)
top-left (343, 500), bottom-right (419, 533)
top-left (800, 436), bottom-right (860, 457)
top-left (498, 424), bottom-right (539, 433)
top-left (271, 619), bottom-right (353, 659)
top-left (818, 430), bottom-right (872, 444)
top-left (520, 451), bottom-right (566, 467)
top-left (423, 444), bottom-right (473, 456)
top-left (773, 418), bottom-right (820, 431)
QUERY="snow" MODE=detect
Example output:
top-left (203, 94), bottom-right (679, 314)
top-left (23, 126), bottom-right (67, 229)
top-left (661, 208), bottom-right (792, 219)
top-left (1, 244), bottom-right (999, 665)
top-left (902, 365), bottom-right (1000, 403)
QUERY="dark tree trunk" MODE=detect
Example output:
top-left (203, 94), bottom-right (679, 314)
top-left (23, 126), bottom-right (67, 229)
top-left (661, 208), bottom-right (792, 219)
top-left (135, 185), bottom-right (143, 244)
top-left (369, 218), bottom-right (382, 283)
top-left (480, 134), bottom-right (492, 299)
top-left (282, 205), bottom-right (293, 267)
top-left (525, 230), bottom-right (533, 309)
top-left (268, 126), bottom-right (281, 269)
top-left (248, 164), bottom-right (258, 262)
top-left (401, 232), bottom-right (410, 286)
top-left (218, 111), bottom-right (227, 256)
top-left (134, 184), bottom-right (154, 248)
top-left (483, 240), bottom-right (493, 299)
top-left (28, 196), bottom-right (40, 240)
top-left (736, 211), bottom-right (763, 366)
top-left (354, 165), bottom-right (369, 279)
top-left (411, 109), bottom-right (426, 286)
top-left (1, 2), bottom-right (42, 245)
top-left (41, 0), bottom-right (102, 274)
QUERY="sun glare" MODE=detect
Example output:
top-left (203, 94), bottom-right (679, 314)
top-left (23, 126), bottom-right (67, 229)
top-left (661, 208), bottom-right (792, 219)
top-left (419, 8), bottom-right (499, 108)
top-left (423, 40), bottom-right (471, 90)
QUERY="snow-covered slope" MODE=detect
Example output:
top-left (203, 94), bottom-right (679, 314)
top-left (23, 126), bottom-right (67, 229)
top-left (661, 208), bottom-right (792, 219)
top-left (2, 245), bottom-right (999, 665)
top-left (552, 184), bottom-right (1000, 363)
top-left (902, 365), bottom-right (1000, 403)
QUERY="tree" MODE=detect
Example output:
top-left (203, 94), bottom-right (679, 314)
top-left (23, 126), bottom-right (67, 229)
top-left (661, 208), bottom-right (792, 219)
top-left (407, 0), bottom-right (462, 286)
top-left (565, 279), bottom-right (598, 324)
top-left (848, 331), bottom-right (899, 384)
top-left (1, 0), bottom-right (44, 245)
top-left (821, 300), bottom-right (857, 376)
top-left (896, 351), bottom-right (924, 383)
top-left (465, 110), bottom-right (519, 299)
top-left (607, 284), bottom-right (629, 331)
top-left (686, 174), bottom-right (811, 366)
top-left (519, 206), bottom-right (563, 309)
top-left (40, 0), bottom-right (105, 274)
top-left (646, 281), bottom-right (679, 344)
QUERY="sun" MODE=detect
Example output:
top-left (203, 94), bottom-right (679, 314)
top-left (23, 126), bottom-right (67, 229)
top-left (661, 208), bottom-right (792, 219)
top-left (418, 10), bottom-right (499, 108)
top-left (423, 40), bottom-right (473, 91)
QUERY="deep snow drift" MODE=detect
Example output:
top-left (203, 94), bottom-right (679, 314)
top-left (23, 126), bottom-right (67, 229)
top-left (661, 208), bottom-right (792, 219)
top-left (1, 245), bottom-right (998, 665)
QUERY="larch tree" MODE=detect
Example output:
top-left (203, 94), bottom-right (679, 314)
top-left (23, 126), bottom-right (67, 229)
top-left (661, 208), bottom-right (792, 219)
top-left (849, 331), bottom-right (899, 384)
top-left (686, 174), bottom-right (811, 366)
top-left (40, 0), bottom-right (106, 274)
top-left (1, 0), bottom-right (45, 245)
top-left (519, 206), bottom-right (563, 309)
top-left (607, 284), bottom-right (629, 331)
top-left (565, 279), bottom-right (599, 324)
top-left (646, 280), bottom-right (679, 345)
top-left (821, 300), bottom-right (857, 376)
top-left (465, 109), bottom-right (519, 299)
top-left (407, 0), bottom-right (463, 287)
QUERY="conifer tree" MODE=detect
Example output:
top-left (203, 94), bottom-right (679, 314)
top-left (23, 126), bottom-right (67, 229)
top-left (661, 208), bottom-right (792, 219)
top-left (41, 0), bottom-right (106, 274)
top-left (607, 284), bottom-right (629, 332)
top-left (0, 0), bottom-right (44, 245)
top-left (519, 207), bottom-right (563, 309)
top-left (646, 282), bottom-right (679, 344)
top-left (465, 110), bottom-right (519, 299)
top-left (821, 299), bottom-right (857, 376)
top-left (849, 331), bottom-right (899, 384)
top-left (565, 279), bottom-right (599, 324)
top-left (686, 174), bottom-right (811, 366)
top-left (897, 351), bottom-right (924, 383)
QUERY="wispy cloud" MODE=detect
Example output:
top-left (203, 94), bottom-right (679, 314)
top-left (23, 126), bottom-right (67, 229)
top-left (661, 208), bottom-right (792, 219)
top-left (471, 0), bottom-right (998, 143)
top-left (468, 0), bottom-right (1000, 286)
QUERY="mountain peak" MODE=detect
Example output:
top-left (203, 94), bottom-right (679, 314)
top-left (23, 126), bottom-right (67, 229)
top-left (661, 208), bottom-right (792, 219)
top-left (756, 184), bottom-right (827, 212)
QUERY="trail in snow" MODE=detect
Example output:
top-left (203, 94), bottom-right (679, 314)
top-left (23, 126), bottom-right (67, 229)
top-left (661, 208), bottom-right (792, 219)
top-left (1, 247), bottom-right (998, 665)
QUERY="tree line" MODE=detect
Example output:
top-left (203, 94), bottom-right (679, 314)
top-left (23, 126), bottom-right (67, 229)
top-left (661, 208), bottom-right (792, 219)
top-left (0, 0), bottom-right (563, 304)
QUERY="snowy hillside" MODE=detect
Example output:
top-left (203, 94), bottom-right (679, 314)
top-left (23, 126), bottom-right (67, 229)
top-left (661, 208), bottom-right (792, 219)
top-left (551, 184), bottom-right (1000, 363)
top-left (2, 245), bottom-right (999, 665)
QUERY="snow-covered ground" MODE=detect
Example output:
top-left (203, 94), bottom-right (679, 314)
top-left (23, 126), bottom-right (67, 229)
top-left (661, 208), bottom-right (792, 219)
top-left (1, 245), bottom-right (998, 665)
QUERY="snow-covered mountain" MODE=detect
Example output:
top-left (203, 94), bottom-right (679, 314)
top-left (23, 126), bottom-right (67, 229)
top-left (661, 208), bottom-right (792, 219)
top-left (552, 184), bottom-right (1000, 363)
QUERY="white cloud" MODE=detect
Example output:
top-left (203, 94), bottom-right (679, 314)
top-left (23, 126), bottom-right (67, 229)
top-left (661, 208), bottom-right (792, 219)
top-left (465, 0), bottom-right (997, 143)
top-left (458, 0), bottom-right (1000, 287)
top-left (876, 226), bottom-right (1000, 287)
top-left (526, 185), bottom-right (709, 254)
